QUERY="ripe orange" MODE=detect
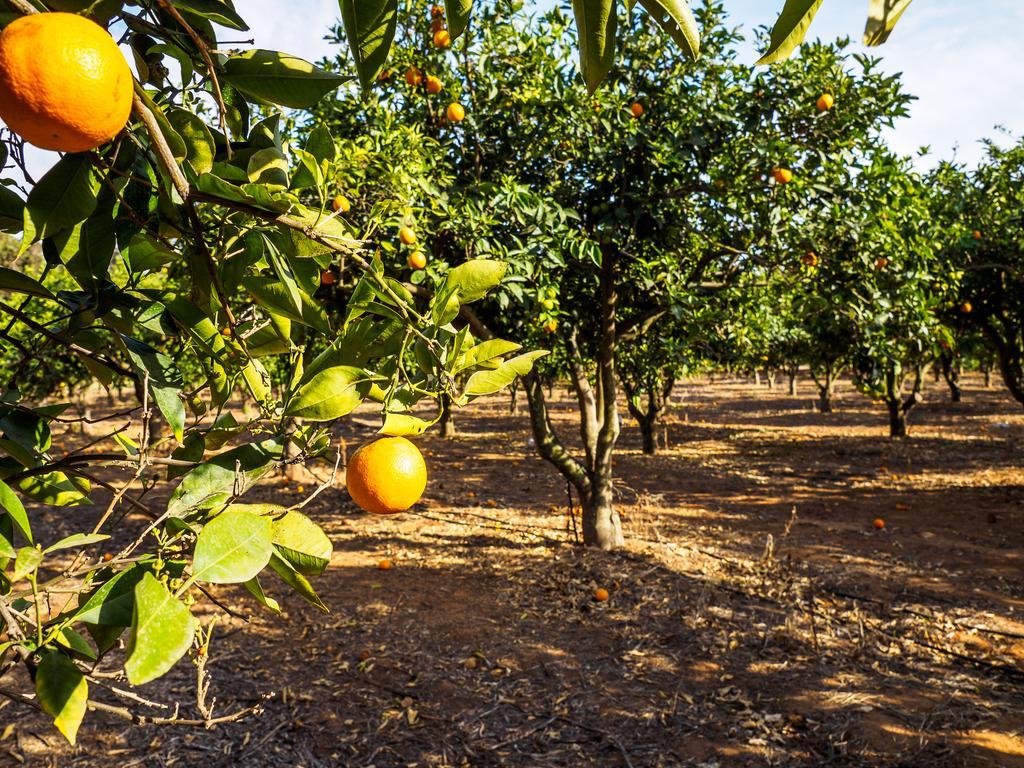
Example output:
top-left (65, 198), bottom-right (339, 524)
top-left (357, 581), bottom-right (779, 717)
top-left (594, 587), bottom-right (609, 602)
top-left (972, 229), bottom-right (982, 239)
top-left (102, 552), bottom-right (113, 562)
top-left (332, 194), bottom-right (350, 213)
top-left (629, 102), bottom-right (644, 118)
top-left (816, 93), bottom-right (834, 111)
top-left (430, 4), bottom-right (445, 18)
top-left (425, 75), bottom-right (443, 94)
top-left (346, 437), bottom-right (428, 515)
top-left (961, 301), bottom-right (973, 314)
top-left (399, 226), bottom-right (417, 245)
top-left (433, 29), bottom-right (452, 48)
top-left (321, 270), bottom-right (336, 286)
top-left (772, 167), bottom-right (793, 184)
top-left (873, 518), bottom-right (885, 530)
top-left (377, 559), bottom-right (393, 571)
top-left (220, 327), bottom-right (231, 337)
top-left (0, 13), bottom-right (133, 152)
top-left (875, 257), bottom-right (889, 269)
top-left (801, 251), bottom-right (818, 267)
top-left (405, 66), bottom-right (423, 87)
top-left (543, 319), bottom-right (558, 333)
top-left (408, 251), bottom-right (427, 270)
top-left (446, 102), bottom-right (466, 122)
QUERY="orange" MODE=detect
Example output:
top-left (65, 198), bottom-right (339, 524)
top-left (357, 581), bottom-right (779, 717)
top-left (407, 251), bottom-right (427, 270)
top-left (430, 4), bottom-right (445, 17)
top-left (772, 167), bottom-right (793, 184)
top-left (321, 270), bottom-right (336, 286)
top-left (816, 93), bottom-right (834, 111)
top-left (399, 226), bottom-right (417, 245)
top-left (433, 29), bottom-right (452, 48)
top-left (594, 587), bottom-right (609, 602)
top-left (543, 319), bottom-right (557, 333)
top-left (332, 194), bottom-right (350, 213)
top-left (875, 257), bottom-right (888, 269)
top-left (405, 66), bottom-right (423, 87)
top-left (220, 327), bottom-right (231, 337)
top-left (629, 102), bottom-right (644, 118)
top-left (0, 13), bottom-right (133, 152)
top-left (425, 75), bottom-right (443, 94)
top-left (801, 251), bottom-right (818, 267)
top-left (346, 437), bottom-right (427, 515)
top-left (972, 229), bottom-right (982, 239)
top-left (446, 102), bottom-right (465, 122)
top-left (872, 518), bottom-right (885, 530)
top-left (961, 301), bottom-right (973, 314)
top-left (378, 68), bottom-right (393, 81)
top-left (377, 559), bottom-right (392, 571)
top-left (102, 552), bottom-right (113, 562)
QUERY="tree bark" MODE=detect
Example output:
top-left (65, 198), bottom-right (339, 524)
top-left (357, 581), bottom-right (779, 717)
top-left (811, 363), bottom-right (835, 413)
top-left (438, 394), bottom-right (456, 438)
top-left (940, 351), bottom-right (962, 403)
top-left (887, 398), bottom-right (907, 438)
top-left (787, 369), bottom-right (798, 397)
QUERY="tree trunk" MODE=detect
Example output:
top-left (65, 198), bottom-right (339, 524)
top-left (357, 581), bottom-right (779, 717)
top-left (766, 370), bottom-right (776, 389)
top-left (638, 413), bottom-right (656, 455)
top-left (940, 351), bottom-right (962, 403)
top-left (754, 369), bottom-right (761, 386)
top-left (984, 365), bottom-right (992, 388)
top-left (438, 395), bottom-right (456, 438)
top-left (812, 364), bottom-right (835, 413)
top-left (582, 480), bottom-right (623, 550)
top-left (887, 398), bottom-right (907, 437)
top-left (788, 370), bottom-right (798, 397)
top-left (508, 383), bottom-right (519, 415)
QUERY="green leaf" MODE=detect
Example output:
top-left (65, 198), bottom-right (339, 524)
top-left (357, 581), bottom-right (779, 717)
top-left (35, 651), bottom-right (88, 745)
top-left (47, 208), bottom-right (116, 293)
top-left (339, 0), bottom-right (398, 91)
top-left (444, 259), bottom-right (507, 303)
top-left (0, 266), bottom-right (55, 299)
top-left (11, 546), bottom-right (42, 582)
top-left (167, 109), bottom-right (216, 175)
top-left (44, 533), bottom-right (110, 554)
top-left (55, 626), bottom-right (97, 661)
top-left (637, 0), bottom-right (699, 60)
top-left (22, 154), bottom-right (101, 247)
top-left (18, 472), bottom-right (90, 507)
top-left (379, 413), bottom-right (431, 437)
top-left (169, 0), bottom-right (248, 30)
top-left (444, 0), bottom-right (473, 39)
top-left (571, 0), bottom-right (617, 93)
top-left (72, 564), bottom-right (148, 626)
top-left (756, 0), bottom-right (825, 65)
top-left (454, 339), bottom-right (522, 373)
top-left (304, 125), bottom-right (336, 163)
top-left (243, 576), bottom-right (281, 614)
top-left (192, 509), bottom-right (273, 584)
top-left (463, 350), bottom-right (549, 398)
top-left (864, 0), bottom-right (913, 46)
top-left (242, 276), bottom-right (331, 333)
top-left (125, 572), bottom-right (197, 685)
top-left (166, 439), bottom-right (282, 517)
top-left (122, 337), bottom-right (186, 442)
top-left (268, 552), bottom-right (328, 612)
top-left (247, 148), bottom-right (289, 187)
top-left (223, 50), bottom-right (346, 108)
top-left (284, 365), bottom-right (373, 421)
top-left (271, 510), bottom-right (332, 576)
top-left (0, 479), bottom-right (32, 543)
top-left (0, 185), bottom-right (25, 234)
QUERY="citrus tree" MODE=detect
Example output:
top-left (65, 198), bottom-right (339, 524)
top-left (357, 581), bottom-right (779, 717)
top-left (929, 145), bottom-right (1024, 409)
top-left (0, 0), bottom-right (535, 743)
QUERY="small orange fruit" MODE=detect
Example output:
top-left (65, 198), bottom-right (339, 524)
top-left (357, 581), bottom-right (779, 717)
top-left (377, 559), bottom-right (393, 571)
top-left (102, 552), bottom-right (113, 562)
top-left (629, 102), bottom-right (644, 117)
top-left (816, 93), bottom-right (834, 111)
top-left (425, 75), bottom-right (443, 94)
top-left (220, 327), bottom-right (231, 337)
top-left (346, 437), bottom-right (428, 515)
top-left (961, 301), bottom-right (973, 314)
top-left (408, 251), bottom-right (427, 270)
top-left (875, 257), bottom-right (889, 269)
top-left (405, 66), bottom-right (423, 87)
top-left (321, 270), bottom-right (336, 286)
top-left (399, 226), bottom-right (417, 246)
top-left (873, 518), bottom-right (885, 530)
top-left (433, 28), bottom-right (451, 48)
top-left (0, 13), bottom-right (133, 152)
top-left (594, 587), bottom-right (610, 602)
top-left (543, 319), bottom-right (558, 333)
top-left (801, 251), bottom-right (818, 267)
top-left (431, 4), bottom-right (445, 17)
top-left (772, 167), bottom-right (794, 184)
top-left (332, 194), bottom-right (350, 213)
top-left (446, 102), bottom-right (466, 123)
top-left (972, 229), bottom-right (982, 239)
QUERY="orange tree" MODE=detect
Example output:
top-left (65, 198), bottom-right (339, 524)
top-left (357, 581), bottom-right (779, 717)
top-left (929, 144), bottom-right (1024, 409)
top-left (323, 2), bottom-right (914, 548)
top-left (0, 0), bottom-right (536, 743)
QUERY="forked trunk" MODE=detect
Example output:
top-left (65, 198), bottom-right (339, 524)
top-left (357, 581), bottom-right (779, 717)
top-left (582, 482), bottom-right (624, 550)
top-left (940, 352), bottom-right (962, 403)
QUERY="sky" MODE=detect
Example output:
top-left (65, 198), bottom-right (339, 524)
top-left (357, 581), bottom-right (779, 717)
top-left (16, 0), bottom-right (1024, 177)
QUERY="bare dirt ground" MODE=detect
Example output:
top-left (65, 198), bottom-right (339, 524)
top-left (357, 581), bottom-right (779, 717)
top-left (2, 374), bottom-right (1024, 767)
